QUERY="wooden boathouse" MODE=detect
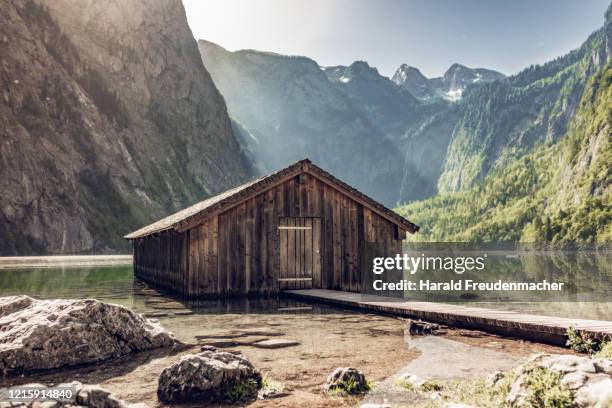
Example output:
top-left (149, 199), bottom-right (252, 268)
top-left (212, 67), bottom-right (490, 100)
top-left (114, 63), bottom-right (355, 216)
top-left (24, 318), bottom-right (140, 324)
top-left (125, 159), bottom-right (419, 297)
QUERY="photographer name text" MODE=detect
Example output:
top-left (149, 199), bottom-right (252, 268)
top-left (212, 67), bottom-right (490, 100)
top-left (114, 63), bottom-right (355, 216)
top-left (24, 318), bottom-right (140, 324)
top-left (372, 279), bottom-right (565, 292)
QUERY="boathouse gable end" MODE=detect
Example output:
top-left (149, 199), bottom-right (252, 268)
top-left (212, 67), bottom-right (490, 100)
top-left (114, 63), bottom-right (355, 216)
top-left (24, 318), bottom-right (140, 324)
top-left (126, 159), bottom-right (419, 297)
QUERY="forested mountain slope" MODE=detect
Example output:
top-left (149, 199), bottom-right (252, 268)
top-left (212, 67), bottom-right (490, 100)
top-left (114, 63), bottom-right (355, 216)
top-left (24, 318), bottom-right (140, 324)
top-left (397, 61), bottom-right (611, 243)
top-left (437, 9), bottom-right (611, 193)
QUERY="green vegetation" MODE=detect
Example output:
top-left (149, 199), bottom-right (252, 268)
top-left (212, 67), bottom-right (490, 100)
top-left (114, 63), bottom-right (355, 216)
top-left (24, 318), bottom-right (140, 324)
top-left (327, 377), bottom-right (373, 396)
top-left (420, 379), bottom-right (443, 392)
top-left (222, 378), bottom-right (261, 403)
top-left (595, 341), bottom-right (612, 359)
top-left (395, 372), bottom-right (517, 408)
top-left (523, 367), bottom-right (573, 408)
top-left (566, 326), bottom-right (612, 357)
top-left (566, 327), bottom-right (597, 354)
top-left (397, 62), bottom-right (611, 244)
top-left (394, 368), bottom-right (575, 408)
top-left (396, 378), bottom-right (444, 393)
top-left (449, 375), bottom-right (516, 408)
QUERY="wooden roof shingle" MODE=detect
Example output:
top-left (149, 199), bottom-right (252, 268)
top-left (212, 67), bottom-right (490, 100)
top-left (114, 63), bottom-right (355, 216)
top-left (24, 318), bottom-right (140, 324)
top-left (125, 159), bottom-right (419, 239)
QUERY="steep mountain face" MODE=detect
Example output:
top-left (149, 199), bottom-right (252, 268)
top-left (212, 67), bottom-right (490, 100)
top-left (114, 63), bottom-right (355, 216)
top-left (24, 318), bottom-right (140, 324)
top-left (323, 61), bottom-right (432, 138)
top-left (0, 0), bottom-right (252, 255)
top-left (324, 61), bottom-right (460, 203)
top-left (437, 12), bottom-right (611, 193)
top-left (392, 63), bottom-right (505, 101)
top-left (198, 41), bottom-right (473, 205)
top-left (198, 40), bottom-right (406, 206)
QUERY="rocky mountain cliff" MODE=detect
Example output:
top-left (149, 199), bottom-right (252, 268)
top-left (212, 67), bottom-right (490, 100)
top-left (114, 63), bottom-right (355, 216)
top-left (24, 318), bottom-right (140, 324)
top-left (323, 61), bottom-right (461, 203)
top-left (198, 40), bottom-right (406, 207)
top-left (392, 63), bottom-right (505, 101)
top-left (323, 61), bottom-right (421, 138)
top-left (0, 0), bottom-right (252, 255)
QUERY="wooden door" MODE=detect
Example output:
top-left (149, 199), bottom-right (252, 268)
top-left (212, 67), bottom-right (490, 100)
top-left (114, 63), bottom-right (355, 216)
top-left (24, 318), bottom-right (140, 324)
top-left (278, 217), bottom-right (321, 290)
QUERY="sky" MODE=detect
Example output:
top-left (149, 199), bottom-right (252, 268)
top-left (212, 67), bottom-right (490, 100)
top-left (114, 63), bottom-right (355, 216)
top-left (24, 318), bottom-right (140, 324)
top-left (183, 0), bottom-right (610, 78)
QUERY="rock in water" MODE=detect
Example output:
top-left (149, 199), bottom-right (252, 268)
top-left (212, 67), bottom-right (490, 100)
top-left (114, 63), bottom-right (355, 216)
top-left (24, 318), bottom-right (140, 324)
top-left (0, 296), bottom-right (177, 373)
top-left (157, 346), bottom-right (261, 403)
top-left (406, 319), bottom-right (441, 335)
top-left (324, 367), bottom-right (369, 395)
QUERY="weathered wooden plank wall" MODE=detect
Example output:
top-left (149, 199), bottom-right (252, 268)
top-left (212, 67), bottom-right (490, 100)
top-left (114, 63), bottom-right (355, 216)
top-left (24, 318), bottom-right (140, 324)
top-left (133, 230), bottom-right (187, 294)
top-left (135, 172), bottom-right (404, 297)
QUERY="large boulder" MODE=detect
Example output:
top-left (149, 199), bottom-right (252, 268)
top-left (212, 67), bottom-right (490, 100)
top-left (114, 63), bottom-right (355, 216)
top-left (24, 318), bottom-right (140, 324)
top-left (505, 354), bottom-right (612, 407)
top-left (0, 381), bottom-right (146, 407)
top-left (324, 367), bottom-right (369, 395)
top-left (0, 296), bottom-right (177, 374)
top-left (157, 346), bottom-right (261, 403)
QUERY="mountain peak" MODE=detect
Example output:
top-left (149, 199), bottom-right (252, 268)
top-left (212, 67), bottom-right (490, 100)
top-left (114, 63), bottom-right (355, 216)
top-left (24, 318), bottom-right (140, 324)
top-left (446, 63), bottom-right (467, 72)
top-left (347, 60), bottom-right (380, 76)
top-left (394, 64), bottom-right (427, 80)
top-left (441, 64), bottom-right (505, 101)
top-left (391, 62), bottom-right (504, 101)
top-left (443, 63), bottom-right (471, 81)
top-left (392, 64), bottom-right (433, 98)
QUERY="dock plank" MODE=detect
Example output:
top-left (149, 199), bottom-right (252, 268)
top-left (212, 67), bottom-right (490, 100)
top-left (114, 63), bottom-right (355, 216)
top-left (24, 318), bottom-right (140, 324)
top-left (284, 289), bottom-right (612, 346)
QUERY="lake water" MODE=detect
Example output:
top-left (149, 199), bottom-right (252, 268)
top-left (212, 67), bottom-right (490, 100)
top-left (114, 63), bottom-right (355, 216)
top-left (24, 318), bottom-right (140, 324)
top-left (0, 264), bottom-right (607, 407)
top-left (0, 264), bottom-right (609, 321)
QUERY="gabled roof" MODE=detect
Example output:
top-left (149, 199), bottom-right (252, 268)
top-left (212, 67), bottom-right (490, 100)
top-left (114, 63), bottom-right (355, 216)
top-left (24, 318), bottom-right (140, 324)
top-left (125, 159), bottom-right (419, 239)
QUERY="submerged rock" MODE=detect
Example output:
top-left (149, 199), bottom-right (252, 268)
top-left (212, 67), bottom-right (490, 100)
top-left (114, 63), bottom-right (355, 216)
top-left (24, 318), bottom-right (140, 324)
top-left (397, 373), bottom-right (425, 388)
top-left (324, 367), bottom-right (369, 395)
top-left (0, 381), bottom-right (146, 407)
top-left (257, 388), bottom-right (290, 399)
top-left (252, 339), bottom-right (300, 349)
top-left (157, 346), bottom-right (261, 403)
top-left (0, 296), bottom-right (177, 374)
top-left (505, 354), bottom-right (612, 407)
top-left (406, 319), bottom-right (441, 335)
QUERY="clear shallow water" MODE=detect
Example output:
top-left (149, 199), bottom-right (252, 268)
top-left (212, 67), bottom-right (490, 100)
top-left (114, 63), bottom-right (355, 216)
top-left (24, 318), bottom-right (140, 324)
top-left (0, 265), bottom-right (609, 321)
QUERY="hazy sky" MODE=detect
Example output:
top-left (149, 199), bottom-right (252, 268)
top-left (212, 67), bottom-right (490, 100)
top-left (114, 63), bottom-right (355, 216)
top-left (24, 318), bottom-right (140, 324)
top-left (183, 0), bottom-right (609, 78)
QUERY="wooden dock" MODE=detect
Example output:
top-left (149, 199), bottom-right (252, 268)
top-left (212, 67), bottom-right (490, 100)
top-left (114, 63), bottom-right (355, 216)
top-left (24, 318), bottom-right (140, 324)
top-left (284, 289), bottom-right (612, 346)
